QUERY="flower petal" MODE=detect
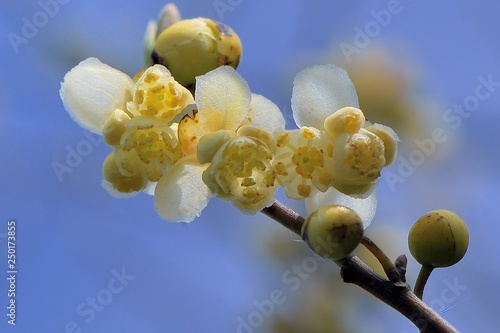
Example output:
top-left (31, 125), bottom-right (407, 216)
top-left (143, 20), bottom-right (157, 67)
top-left (274, 128), bottom-right (334, 199)
top-left (156, 3), bottom-right (181, 36)
top-left (101, 180), bottom-right (140, 198)
top-left (154, 157), bottom-right (212, 222)
top-left (365, 123), bottom-right (400, 166)
top-left (128, 64), bottom-right (194, 122)
top-left (178, 110), bottom-right (206, 156)
top-left (60, 57), bottom-right (134, 134)
top-left (195, 66), bottom-right (251, 132)
top-left (291, 64), bottom-right (359, 129)
top-left (305, 187), bottom-right (377, 229)
top-left (242, 93), bottom-right (286, 133)
top-left (143, 182), bottom-right (157, 195)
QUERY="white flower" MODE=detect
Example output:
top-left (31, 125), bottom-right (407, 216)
top-left (286, 64), bottom-right (398, 227)
top-left (60, 57), bottom-right (193, 134)
top-left (273, 127), bottom-right (334, 199)
top-left (155, 66), bottom-right (285, 221)
top-left (200, 126), bottom-right (278, 214)
top-left (60, 57), bottom-right (134, 134)
top-left (126, 64), bottom-right (194, 121)
top-left (60, 57), bottom-right (194, 198)
top-left (291, 64), bottom-right (359, 130)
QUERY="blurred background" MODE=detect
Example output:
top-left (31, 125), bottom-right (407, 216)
top-left (1, 1), bottom-right (499, 332)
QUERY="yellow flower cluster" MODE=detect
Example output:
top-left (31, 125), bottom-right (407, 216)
top-left (100, 65), bottom-right (193, 195)
top-left (61, 59), bottom-right (397, 224)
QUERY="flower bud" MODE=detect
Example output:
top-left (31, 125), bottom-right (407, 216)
top-left (323, 107), bottom-right (365, 138)
top-left (152, 18), bottom-right (242, 88)
top-left (201, 135), bottom-right (277, 213)
top-left (408, 210), bottom-right (469, 268)
top-left (331, 128), bottom-right (385, 195)
top-left (102, 109), bottom-right (131, 146)
top-left (365, 123), bottom-right (399, 166)
top-left (102, 152), bottom-right (147, 194)
top-left (302, 205), bottom-right (364, 260)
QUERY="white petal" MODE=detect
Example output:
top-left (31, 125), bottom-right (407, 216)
top-left (195, 66), bottom-right (251, 132)
top-left (101, 180), bottom-right (140, 198)
top-left (143, 20), bottom-right (157, 67)
top-left (370, 123), bottom-right (401, 142)
top-left (60, 57), bottom-right (134, 134)
top-left (292, 64), bottom-right (359, 129)
top-left (143, 182), bottom-right (157, 196)
top-left (154, 157), bottom-right (212, 222)
top-left (156, 3), bottom-right (181, 36)
top-left (305, 187), bottom-right (377, 229)
top-left (245, 94), bottom-right (286, 133)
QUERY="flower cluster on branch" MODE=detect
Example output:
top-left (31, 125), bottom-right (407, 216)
top-left (60, 57), bottom-right (398, 224)
top-left (58, 4), bottom-right (473, 332)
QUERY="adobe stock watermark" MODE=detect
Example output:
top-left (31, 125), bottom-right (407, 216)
top-left (227, 234), bottom-right (347, 333)
top-left (212, 0), bottom-right (244, 21)
top-left (7, 0), bottom-right (71, 54)
top-left (52, 129), bottom-right (103, 182)
top-left (49, 267), bottom-right (135, 333)
top-left (402, 277), bottom-right (468, 333)
top-left (340, 0), bottom-right (408, 63)
top-left (384, 74), bottom-right (500, 192)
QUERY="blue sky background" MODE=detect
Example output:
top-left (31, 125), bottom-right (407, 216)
top-left (1, 1), bottom-right (499, 332)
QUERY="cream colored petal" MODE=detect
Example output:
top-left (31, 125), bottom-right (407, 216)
top-left (323, 106), bottom-right (365, 137)
top-left (333, 129), bottom-right (385, 187)
top-left (197, 130), bottom-right (234, 164)
top-left (154, 157), bottom-right (212, 222)
top-left (243, 94), bottom-right (286, 133)
top-left (156, 3), bottom-right (181, 36)
top-left (274, 128), bottom-right (334, 199)
top-left (195, 66), bottom-right (251, 132)
top-left (101, 180), bottom-right (140, 198)
top-left (171, 103), bottom-right (197, 124)
top-left (232, 189), bottom-right (276, 214)
top-left (143, 20), bottom-right (157, 67)
top-left (102, 109), bottom-right (131, 146)
top-left (132, 64), bottom-right (194, 122)
top-left (60, 57), bottom-right (134, 134)
top-left (143, 182), bottom-right (157, 195)
top-left (178, 110), bottom-right (206, 156)
top-left (305, 187), bottom-right (377, 229)
top-left (292, 64), bottom-right (359, 129)
top-left (365, 123), bottom-right (400, 166)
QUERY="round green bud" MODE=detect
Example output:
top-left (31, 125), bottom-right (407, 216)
top-left (408, 210), bottom-right (469, 268)
top-left (301, 205), bottom-right (364, 260)
top-left (152, 18), bottom-right (242, 88)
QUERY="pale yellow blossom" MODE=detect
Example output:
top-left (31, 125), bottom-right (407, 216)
top-left (154, 66), bottom-right (285, 221)
top-left (273, 127), bottom-right (334, 199)
top-left (286, 64), bottom-right (398, 227)
top-left (60, 58), bottom-right (194, 199)
top-left (200, 126), bottom-right (278, 213)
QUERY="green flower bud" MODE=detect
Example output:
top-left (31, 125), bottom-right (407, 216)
top-left (408, 210), bottom-right (469, 268)
top-left (302, 205), bottom-right (364, 260)
top-left (152, 18), bottom-right (242, 88)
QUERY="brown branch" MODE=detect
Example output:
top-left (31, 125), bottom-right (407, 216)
top-left (261, 200), bottom-right (304, 235)
top-left (360, 236), bottom-right (406, 283)
top-left (262, 200), bottom-right (459, 333)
